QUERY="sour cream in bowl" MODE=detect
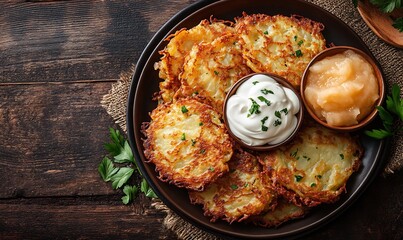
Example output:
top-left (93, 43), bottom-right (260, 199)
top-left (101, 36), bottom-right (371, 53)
top-left (223, 73), bottom-right (304, 151)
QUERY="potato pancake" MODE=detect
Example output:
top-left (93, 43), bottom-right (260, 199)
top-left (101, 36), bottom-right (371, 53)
top-left (143, 98), bottom-right (233, 191)
top-left (155, 19), bottom-right (234, 103)
top-left (189, 149), bottom-right (276, 223)
top-left (258, 122), bottom-right (362, 207)
top-left (176, 33), bottom-right (251, 114)
top-left (249, 198), bottom-right (307, 228)
top-left (235, 14), bottom-right (326, 88)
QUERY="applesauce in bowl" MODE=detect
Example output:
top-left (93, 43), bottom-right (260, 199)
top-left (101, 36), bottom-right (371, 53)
top-left (301, 46), bottom-right (384, 131)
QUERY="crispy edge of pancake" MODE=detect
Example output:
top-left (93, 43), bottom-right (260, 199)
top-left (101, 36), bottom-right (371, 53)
top-left (258, 122), bottom-right (362, 207)
top-left (234, 13), bottom-right (326, 88)
top-left (155, 18), bottom-right (234, 103)
top-left (249, 197), bottom-right (308, 228)
top-left (188, 148), bottom-right (277, 223)
top-left (175, 33), bottom-right (252, 114)
top-left (142, 97), bottom-right (233, 191)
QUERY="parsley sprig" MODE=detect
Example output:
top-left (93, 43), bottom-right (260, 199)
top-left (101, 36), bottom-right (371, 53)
top-left (98, 128), bottom-right (158, 204)
top-left (365, 84), bottom-right (403, 139)
top-left (353, 0), bottom-right (403, 32)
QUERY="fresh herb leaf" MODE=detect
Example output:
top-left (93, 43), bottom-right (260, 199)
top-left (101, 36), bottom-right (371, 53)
top-left (280, 108), bottom-right (289, 115)
top-left (370, 0), bottom-right (401, 13)
top-left (392, 17), bottom-right (403, 32)
top-left (104, 127), bottom-right (126, 156)
top-left (99, 128), bottom-right (158, 203)
top-left (253, 81), bottom-right (259, 85)
top-left (122, 185), bottom-right (138, 205)
top-left (386, 83), bottom-right (403, 120)
top-left (111, 167), bottom-right (134, 189)
top-left (275, 110), bottom-right (282, 119)
top-left (295, 49), bottom-right (303, 57)
top-left (311, 183), bottom-right (317, 187)
top-left (365, 83), bottom-right (403, 139)
top-left (114, 140), bottom-right (134, 164)
top-left (274, 119), bottom-right (282, 127)
top-left (141, 179), bottom-right (158, 198)
top-left (181, 133), bottom-right (186, 141)
top-left (231, 184), bottom-right (238, 190)
top-left (214, 70), bottom-right (219, 75)
top-left (263, 30), bottom-right (268, 35)
top-left (364, 128), bottom-right (393, 139)
top-left (339, 153), bottom-right (345, 160)
top-left (98, 157), bottom-right (119, 182)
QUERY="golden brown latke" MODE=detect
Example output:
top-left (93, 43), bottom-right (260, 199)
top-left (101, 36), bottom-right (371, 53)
top-left (143, 98), bottom-right (233, 191)
top-left (235, 13), bottom-right (326, 88)
top-left (258, 122), bottom-right (362, 207)
top-left (189, 149), bottom-right (276, 223)
top-left (176, 33), bottom-right (252, 114)
top-left (155, 19), bottom-right (234, 103)
top-left (249, 197), bottom-right (307, 228)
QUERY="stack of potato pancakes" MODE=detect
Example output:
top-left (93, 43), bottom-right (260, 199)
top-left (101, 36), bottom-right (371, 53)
top-left (142, 13), bottom-right (363, 227)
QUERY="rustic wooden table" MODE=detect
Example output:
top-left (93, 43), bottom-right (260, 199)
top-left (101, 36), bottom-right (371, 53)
top-left (0, 1), bottom-right (402, 239)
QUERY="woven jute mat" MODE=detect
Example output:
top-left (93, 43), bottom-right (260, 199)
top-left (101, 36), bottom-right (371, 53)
top-left (101, 0), bottom-right (402, 239)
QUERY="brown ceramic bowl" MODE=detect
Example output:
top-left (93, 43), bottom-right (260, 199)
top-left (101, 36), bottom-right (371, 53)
top-left (300, 46), bottom-right (385, 132)
top-left (223, 73), bottom-right (304, 151)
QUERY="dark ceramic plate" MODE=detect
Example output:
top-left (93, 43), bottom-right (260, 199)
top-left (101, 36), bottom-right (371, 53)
top-left (127, 0), bottom-right (387, 239)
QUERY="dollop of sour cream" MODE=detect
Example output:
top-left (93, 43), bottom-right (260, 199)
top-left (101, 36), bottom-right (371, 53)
top-left (226, 74), bottom-right (300, 146)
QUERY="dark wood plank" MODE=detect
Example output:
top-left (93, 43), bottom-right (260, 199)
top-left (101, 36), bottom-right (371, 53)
top-left (0, 173), bottom-right (401, 239)
top-left (0, 0), bottom-right (197, 83)
top-left (0, 82), bottom-right (119, 198)
top-left (0, 197), bottom-right (177, 240)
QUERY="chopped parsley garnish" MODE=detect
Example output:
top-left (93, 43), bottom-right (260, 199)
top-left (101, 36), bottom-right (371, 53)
top-left (181, 133), bottom-right (186, 140)
top-left (208, 166), bottom-right (215, 172)
top-left (191, 139), bottom-right (196, 146)
top-left (280, 108), bottom-right (289, 115)
top-left (275, 110), bottom-right (282, 119)
top-left (310, 183), bottom-right (317, 187)
top-left (200, 149), bottom-right (206, 154)
top-left (258, 96), bottom-right (271, 106)
top-left (261, 88), bottom-right (274, 94)
top-left (295, 175), bottom-right (303, 182)
top-left (247, 98), bottom-right (261, 117)
top-left (295, 49), bottom-right (303, 57)
top-left (274, 119), bottom-right (282, 127)
top-left (294, 35), bottom-right (298, 41)
top-left (297, 39), bottom-right (304, 46)
top-left (263, 30), bottom-right (268, 35)
top-left (303, 155), bottom-right (311, 161)
top-left (231, 184), bottom-right (238, 190)
top-left (252, 81), bottom-right (259, 85)
top-left (261, 116), bottom-right (269, 132)
top-left (316, 175), bottom-right (322, 179)
top-left (181, 106), bottom-right (189, 113)
top-left (339, 153), bottom-right (344, 160)
top-left (199, 122), bottom-right (203, 126)
top-left (290, 148), bottom-right (299, 158)
top-left (214, 70), bottom-right (219, 75)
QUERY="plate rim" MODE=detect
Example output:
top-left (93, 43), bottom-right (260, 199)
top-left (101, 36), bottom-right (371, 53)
top-left (126, 0), bottom-right (388, 238)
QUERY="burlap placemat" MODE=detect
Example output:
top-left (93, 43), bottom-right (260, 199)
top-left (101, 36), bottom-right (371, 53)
top-left (101, 0), bottom-right (402, 239)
